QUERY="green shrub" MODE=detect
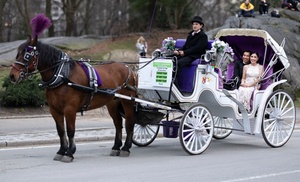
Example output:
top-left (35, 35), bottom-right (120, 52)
top-left (1, 75), bottom-right (46, 107)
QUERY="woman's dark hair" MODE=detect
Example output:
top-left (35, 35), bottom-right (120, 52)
top-left (251, 51), bottom-right (259, 58)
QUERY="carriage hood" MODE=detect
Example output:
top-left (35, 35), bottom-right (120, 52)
top-left (215, 28), bottom-right (289, 70)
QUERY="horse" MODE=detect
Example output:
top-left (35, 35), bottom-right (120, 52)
top-left (9, 35), bottom-right (138, 162)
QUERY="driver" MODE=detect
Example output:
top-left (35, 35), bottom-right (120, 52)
top-left (173, 16), bottom-right (208, 78)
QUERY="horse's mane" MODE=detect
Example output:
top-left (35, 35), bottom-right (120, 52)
top-left (36, 41), bottom-right (74, 67)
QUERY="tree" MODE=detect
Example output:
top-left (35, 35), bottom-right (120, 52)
top-left (60, 0), bottom-right (83, 36)
top-left (161, 0), bottom-right (196, 29)
top-left (46, 0), bottom-right (54, 37)
top-left (0, 0), bottom-right (7, 42)
top-left (15, 0), bottom-right (31, 35)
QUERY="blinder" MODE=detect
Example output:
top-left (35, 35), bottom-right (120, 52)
top-left (13, 45), bottom-right (39, 79)
top-left (23, 46), bottom-right (39, 62)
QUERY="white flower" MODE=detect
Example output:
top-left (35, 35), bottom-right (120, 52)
top-left (161, 37), bottom-right (176, 53)
top-left (211, 39), bottom-right (234, 56)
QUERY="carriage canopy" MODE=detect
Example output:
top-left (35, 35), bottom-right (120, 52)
top-left (215, 28), bottom-right (289, 70)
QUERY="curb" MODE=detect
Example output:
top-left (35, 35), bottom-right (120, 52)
top-left (0, 127), bottom-right (115, 148)
top-left (0, 114), bottom-right (52, 119)
top-left (0, 136), bottom-right (115, 148)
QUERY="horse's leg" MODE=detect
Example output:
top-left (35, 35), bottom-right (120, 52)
top-left (107, 102), bottom-right (123, 156)
top-left (60, 111), bottom-right (77, 163)
top-left (120, 100), bottom-right (136, 157)
top-left (51, 111), bottom-right (68, 161)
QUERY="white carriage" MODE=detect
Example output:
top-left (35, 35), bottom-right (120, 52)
top-left (132, 28), bottom-right (296, 155)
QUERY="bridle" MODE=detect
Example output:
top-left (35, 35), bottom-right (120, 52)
top-left (12, 45), bottom-right (39, 79)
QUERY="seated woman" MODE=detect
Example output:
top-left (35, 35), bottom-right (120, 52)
top-left (238, 52), bottom-right (264, 112)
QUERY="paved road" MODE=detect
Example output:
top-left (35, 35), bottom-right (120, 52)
top-left (1, 133), bottom-right (300, 182)
top-left (0, 108), bottom-right (299, 148)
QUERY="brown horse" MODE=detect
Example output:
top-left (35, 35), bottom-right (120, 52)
top-left (9, 35), bottom-right (138, 162)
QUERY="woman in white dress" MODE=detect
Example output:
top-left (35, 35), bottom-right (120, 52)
top-left (238, 52), bottom-right (264, 112)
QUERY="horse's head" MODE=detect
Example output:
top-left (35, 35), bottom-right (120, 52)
top-left (10, 35), bottom-right (39, 83)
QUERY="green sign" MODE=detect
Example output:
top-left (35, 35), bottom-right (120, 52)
top-left (153, 62), bottom-right (172, 68)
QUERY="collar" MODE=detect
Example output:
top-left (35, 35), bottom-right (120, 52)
top-left (192, 30), bottom-right (201, 36)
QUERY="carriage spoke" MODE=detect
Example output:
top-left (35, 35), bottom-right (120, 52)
top-left (281, 104), bottom-right (292, 116)
top-left (213, 116), bottom-right (233, 139)
top-left (132, 124), bottom-right (159, 147)
top-left (264, 118), bottom-right (276, 131)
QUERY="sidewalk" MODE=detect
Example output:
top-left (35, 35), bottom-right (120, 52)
top-left (0, 110), bottom-right (116, 148)
top-left (0, 108), bottom-right (299, 148)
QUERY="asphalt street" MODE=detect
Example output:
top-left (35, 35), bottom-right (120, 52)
top-left (0, 108), bottom-right (299, 148)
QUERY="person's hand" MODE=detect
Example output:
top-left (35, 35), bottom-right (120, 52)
top-left (174, 50), bottom-right (179, 56)
top-left (178, 50), bottom-right (184, 56)
top-left (241, 83), bottom-right (250, 87)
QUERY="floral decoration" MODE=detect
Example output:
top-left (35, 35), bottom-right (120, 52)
top-left (161, 37), bottom-right (176, 53)
top-left (211, 39), bottom-right (234, 56)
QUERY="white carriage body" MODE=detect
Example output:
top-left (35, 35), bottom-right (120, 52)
top-left (133, 28), bottom-right (295, 154)
top-left (137, 28), bottom-right (292, 134)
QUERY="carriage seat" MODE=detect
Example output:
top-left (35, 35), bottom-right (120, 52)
top-left (223, 62), bottom-right (238, 90)
top-left (175, 39), bottom-right (213, 92)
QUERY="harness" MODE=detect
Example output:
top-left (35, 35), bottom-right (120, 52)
top-left (78, 59), bottom-right (101, 114)
top-left (39, 52), bottom-right (71, 89)
top-left (68, 63), bottom-right (137, 115)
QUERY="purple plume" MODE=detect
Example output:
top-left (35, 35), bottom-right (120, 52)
top-left (30, 14), bottom-right (52, 37)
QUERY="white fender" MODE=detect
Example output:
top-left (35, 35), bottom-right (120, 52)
top-left (254, 79), bottom-right (287, 133)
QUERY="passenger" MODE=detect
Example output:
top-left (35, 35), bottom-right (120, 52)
top-left (136, 36), bottom-right (147, 57)
top-left (259, 0), bottom-right (270, 15)
top-left (173, 16), bottom-right (208, 77)
top-left (223, 50), bottom-right (251, 90)
top-left (238, 52), bottom-right (264, 112)
top-left (239, 0), bottom-right (255, 17)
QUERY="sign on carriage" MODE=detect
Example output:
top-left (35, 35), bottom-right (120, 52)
top-left (138, 58), bottom-right (173, 91)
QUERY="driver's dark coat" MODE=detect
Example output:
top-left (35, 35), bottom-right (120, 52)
top-left (180, 30), bottom-right (208, 59)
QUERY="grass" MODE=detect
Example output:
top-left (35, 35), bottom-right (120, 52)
top-left (295, 98), bottom-right (300, 108)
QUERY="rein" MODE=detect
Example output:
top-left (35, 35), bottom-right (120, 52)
top-left (121, 56), bottom-right (159, 72)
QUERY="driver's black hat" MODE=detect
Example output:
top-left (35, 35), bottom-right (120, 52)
top-left (191, 16), bottom-right (204, 27)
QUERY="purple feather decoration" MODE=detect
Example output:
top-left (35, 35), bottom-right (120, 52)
top-left (30, 14), bottom-right (52, 37)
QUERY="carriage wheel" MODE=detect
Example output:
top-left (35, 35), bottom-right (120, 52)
top-left (261, 90), bottom-right (296, 148)
top-left (179, 104), bottom-right (214, 155)
top-left (132, 124), bottom-right (160, 147)
top-left (213, 116), bottom-right (233, 139)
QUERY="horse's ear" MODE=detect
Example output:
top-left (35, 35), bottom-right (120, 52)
top-left (26, 35), bottom-right (31, 43)
top-left (31, 35), bottom-right (38, 45)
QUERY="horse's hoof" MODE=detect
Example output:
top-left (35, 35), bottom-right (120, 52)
top-left (110, 150), bottom-right (120, 156)
top-left (53, 154), bottom-right (64, 161)
top-left (119, 150), bottom-right (130, 157)
top-left (60, 155), bottom-right (74, 163)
